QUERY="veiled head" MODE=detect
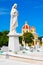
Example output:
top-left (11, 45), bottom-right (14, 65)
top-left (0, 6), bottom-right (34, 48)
top-left (13, 3), bottom-right (17, 9)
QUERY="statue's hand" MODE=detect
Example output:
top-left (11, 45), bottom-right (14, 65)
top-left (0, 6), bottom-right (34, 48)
top-left (14, 12), bottom-right (16, 14)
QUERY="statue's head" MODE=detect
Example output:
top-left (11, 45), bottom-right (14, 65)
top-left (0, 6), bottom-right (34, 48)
top-left (13, 3), bottom-right (17, 9)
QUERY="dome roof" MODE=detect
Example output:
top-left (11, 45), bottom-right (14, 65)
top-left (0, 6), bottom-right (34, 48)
top-left (23, 22), bottom-right (30, 29)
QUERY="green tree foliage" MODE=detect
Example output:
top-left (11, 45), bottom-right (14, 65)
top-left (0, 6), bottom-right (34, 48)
top-left (0, 31), bottom-right (9, 47)
top-left (38, 36), bottom-right (42, 42)
top-left (19, 36), bottom-right (22, 44)
top-left (23, 32), bottom-right (34, 45)
top-left (38, 36), bottom-right (43, 45)
top-left (0, 32), bottom-right (3, 47)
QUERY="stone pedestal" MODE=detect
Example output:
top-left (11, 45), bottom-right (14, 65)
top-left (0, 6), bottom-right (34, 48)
top-left (8, 33), bottom-right (20, 52)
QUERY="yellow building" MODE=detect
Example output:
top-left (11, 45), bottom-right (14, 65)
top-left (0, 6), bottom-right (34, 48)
top-left (22, 22), bottom-right (38, 38)
top-left (21, 22), bottom-right (39, 46)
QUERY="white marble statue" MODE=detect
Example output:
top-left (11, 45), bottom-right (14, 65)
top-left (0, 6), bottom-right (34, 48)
top-left (10, 3), bottom-right (18, 33)
top-left (8, 3), bottom-right (20, 52)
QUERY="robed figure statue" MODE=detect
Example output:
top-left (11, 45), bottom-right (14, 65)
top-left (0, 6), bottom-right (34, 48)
top-left (10, 3), bottom-right (18, 34)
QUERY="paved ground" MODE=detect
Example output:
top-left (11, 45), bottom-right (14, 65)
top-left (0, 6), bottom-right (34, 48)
top-left (0, 59), bottom-right (36, 65)
top-left (0, 52), bottom-right (43, 65)
top-left (0, 55), bottom-right (43, 65)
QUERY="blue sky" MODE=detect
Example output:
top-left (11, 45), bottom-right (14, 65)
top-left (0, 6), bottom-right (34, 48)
top-left (0, 0), bottom-right (43, 36)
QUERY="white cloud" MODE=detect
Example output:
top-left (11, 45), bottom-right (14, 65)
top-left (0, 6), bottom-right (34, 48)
top-left (0, 8), bottom-right (9, 11)
top-left (0, 12), bottom-right (8, 15)
top-left (34, 5), bottom-right (43, 8)
top-left (0, 0), bottom-right (7, 1)
top-left (0, 8), bottom-right (10, 15)
top-left (0, 0), bottom-right (11, 2)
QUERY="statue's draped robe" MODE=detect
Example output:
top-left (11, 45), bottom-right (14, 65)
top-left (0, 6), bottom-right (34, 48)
top-left (10, 8), bottom-right (18, 33)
